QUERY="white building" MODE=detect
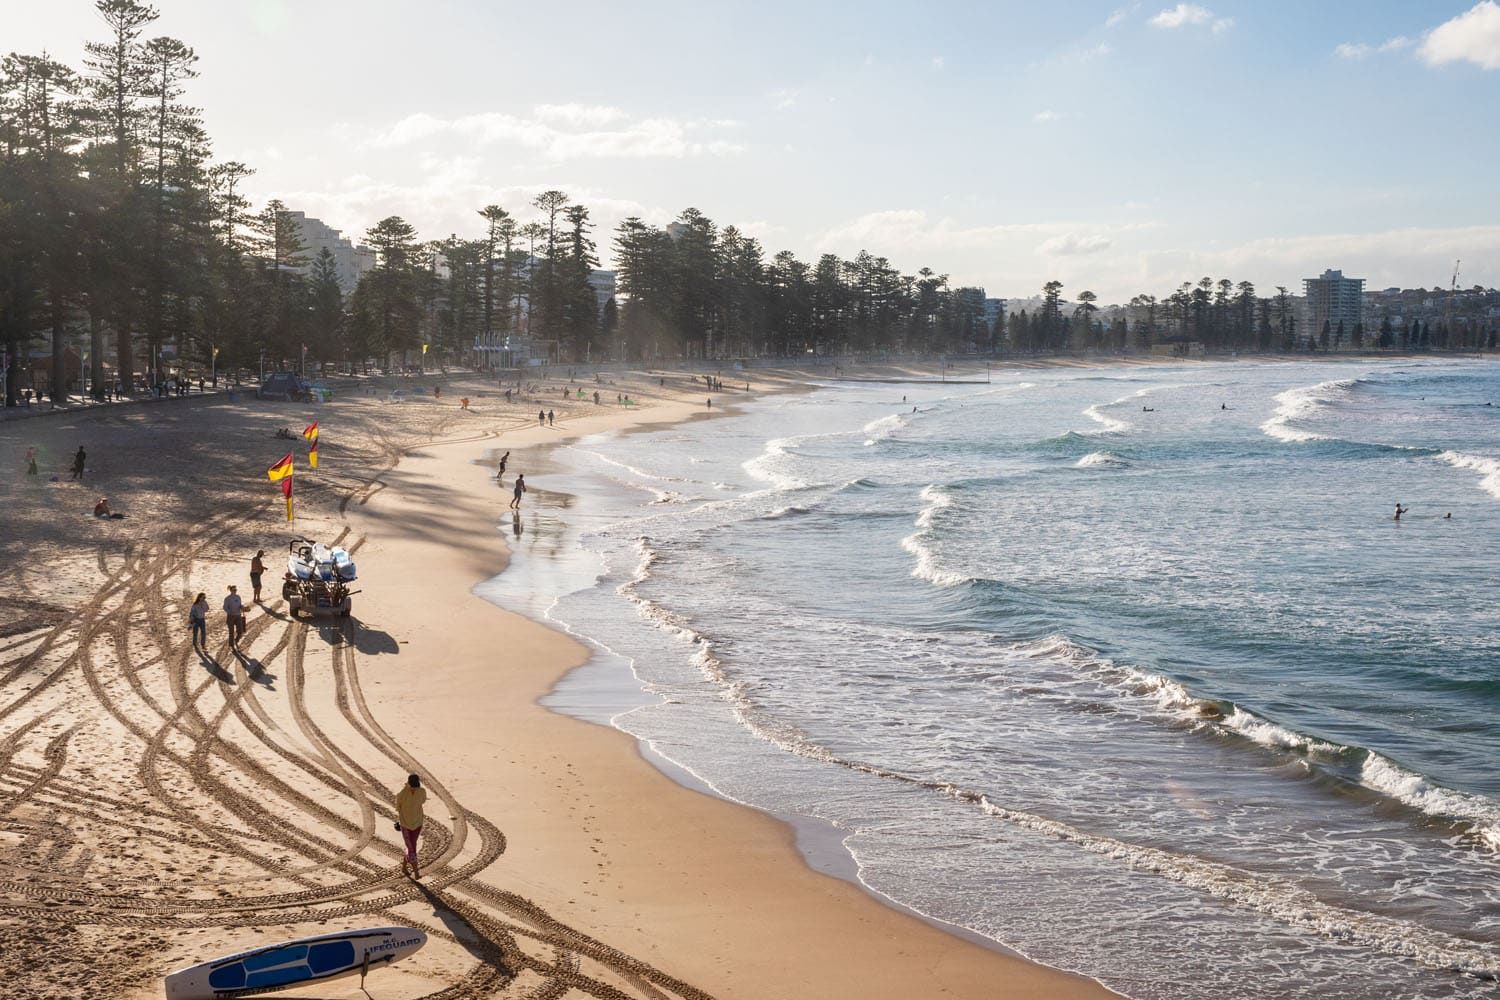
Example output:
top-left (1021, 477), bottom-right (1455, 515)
top-left (287, 211), bottom-right (376, 292)
top-left (1302, 269), bottom-right (1365, 343)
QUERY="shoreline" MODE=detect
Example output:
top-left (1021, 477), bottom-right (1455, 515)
top-left (7, 353), bottom-right (1485, 996)
top-left (343, 369), bottom-right (1120, 998)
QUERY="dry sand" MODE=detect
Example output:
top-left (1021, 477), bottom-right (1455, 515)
top-left (0, 365), bottom-right (1117, 999)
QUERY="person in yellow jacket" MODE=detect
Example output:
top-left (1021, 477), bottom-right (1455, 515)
top-left (394, 773), bottom-right (427, 879)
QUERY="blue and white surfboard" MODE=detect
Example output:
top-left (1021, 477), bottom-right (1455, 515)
top-left (164, 925), bottom-right (427, 999)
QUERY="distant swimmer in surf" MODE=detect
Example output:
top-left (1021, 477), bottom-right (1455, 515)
top-left (1221, 403), bottom-right (1227, 410)
top-left (1394, 503), bottom-right (1409, 521)
top-left (1444, 512), bottom-right (1452, 519)
top-left (1142, 406), bottom-right (1154, 412)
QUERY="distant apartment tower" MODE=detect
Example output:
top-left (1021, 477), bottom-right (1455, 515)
top-left (287, 211), bottom-right (376, 292)
top-left (983, 297), bottom-right (1007, 333)
top-left (587, 270), bottom-right (617, 314)
top-left (1302, 269), bottom-right (1364, 343)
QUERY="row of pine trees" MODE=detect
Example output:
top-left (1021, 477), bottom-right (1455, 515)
top-left (4, 3), bottom-right (1492, 408)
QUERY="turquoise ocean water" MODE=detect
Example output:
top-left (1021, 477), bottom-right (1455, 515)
top-left (480, 359), bottom-right (1500, 998)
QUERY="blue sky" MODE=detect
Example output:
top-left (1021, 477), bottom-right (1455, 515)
top-left (8, 0), bottom-right (1500, 301)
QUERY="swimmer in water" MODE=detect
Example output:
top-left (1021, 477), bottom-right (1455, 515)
top-left (1394, 503), bottom-right (1409, 521)
top-left (1142, 406), bottom-right (1154, 412)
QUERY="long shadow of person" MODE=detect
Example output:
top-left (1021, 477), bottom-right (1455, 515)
top-left (233, 648), bottom-right (277, 689)
top-left (411, 882), bottom-right (518, 977)
top-left (198, 649), bottom-right (235, 684)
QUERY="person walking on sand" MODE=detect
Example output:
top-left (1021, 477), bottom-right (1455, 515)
top-left (706, 397), bottom-right (712, 410)
top-left (395, 773), bottom-right (427, 878)
top-left (250, 550), bottom-right (266, 603)
top-left (496, 451), bottom-right (509, 479)
top-left (71, 446), bottom-right (86, 480)
top-left (223, 585), bottom-right (245, 647)
top-left (25, 447), bottom-right (38, 476)
top-left (189, 592), bottom-right (209, 649)
top-left (510, 473), bottom-right (526, 510)
top-left (547, 409), bottom-right (554, 426)
top-left (1394, 503), bottom-right (1409, 522)
top-left (538, 409), bottom-right (545, 427)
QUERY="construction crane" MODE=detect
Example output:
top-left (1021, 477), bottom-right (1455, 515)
top-left (1441, 259), bottom-right (1460, 349)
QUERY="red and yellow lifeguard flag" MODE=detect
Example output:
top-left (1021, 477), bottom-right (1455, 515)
top-left (267, 453), bottom-right (295, 521)
top-left (303, 422), bottom-right (320, 470)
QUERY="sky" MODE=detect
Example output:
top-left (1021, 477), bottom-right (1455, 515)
top-left (7, 0), bottom-right (1500, 302)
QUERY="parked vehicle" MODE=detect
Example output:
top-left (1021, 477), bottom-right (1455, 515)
top-left (258, 372), bottom-right (310, 401)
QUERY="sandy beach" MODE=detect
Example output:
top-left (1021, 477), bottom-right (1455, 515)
top-left (0, 365), bottom-right (1117, 999)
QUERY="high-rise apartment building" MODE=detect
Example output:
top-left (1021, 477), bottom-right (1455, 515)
top-left (286, 211), bottom-right (376, 292)
top-left (1302, 269), bottom-right (1365, 342)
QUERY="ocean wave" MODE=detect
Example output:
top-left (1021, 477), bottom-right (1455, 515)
top-left (619, 596), bottom-right (1500, 977)
top-left (1437, 450), bottom-right (1500, 501)
top-left (1082, 402), bottom-right (1132, 435)
top-left (742, 436), bottom-right (807, 490)
top-left (863, 412), bottom-right (909, 447)
top-left (1076, 451), bottom-right (1128, 470)
top-left (1260, 378), bottom-right (1363, 443)
top-left (1082, 386), bottom-right (1170, 436)
top-left (899, 485), bottom-right (974, 588)
top-left (1012, 635), bottom-right (1500, 852)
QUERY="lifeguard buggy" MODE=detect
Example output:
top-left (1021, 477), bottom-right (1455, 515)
top-left (281, 538), bottom-right (358, 617)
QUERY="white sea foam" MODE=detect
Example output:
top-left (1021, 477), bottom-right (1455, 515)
top-left (1015, 634), bottom-right (1500, 850)
top-left (862, 413), bottom-right (907, 447)
top-left (900, 485), bottom-right (970, 587)
top-left (1360, 753), bottom-right (1500, 851)
top-left (1260, 378), bottom-right (1359, 443)
top-left (1082, 402), bottom-right (1131, 434)
top-left (1437, 450), bottom-right (1500, 501)
top-left (1076, 451), bottom-right (1127, 469)
top-left (1082, 386), bottom-right (1167, 435)
top-left (1220, 707), bottom-right (1345, 756)
top-left (742, 436), bottom-right (807, 490)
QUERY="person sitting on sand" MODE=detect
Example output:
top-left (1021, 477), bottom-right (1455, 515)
top-left (93, 497), bottom-right (112, 517)
top-left (1394, 504), bottom-right (1409, 521)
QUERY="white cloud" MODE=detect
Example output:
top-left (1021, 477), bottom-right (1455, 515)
top-left (1034, 110), bottom-right (1060, 123)
top-left (1419, 1), bottom-right (1500, 70)
top-left (1150, 4), bottom-right (1213, 28)
top-left (1211, 17), bottom-right (1234, 33)
top-left (1105, 4), bottom-right (1138, 28)
top-left (815, 210), bottom-right (1154, 255)
top-left (367, 110), bottom-right (745, 160)
top-left (1079, 42), bottom-right (1114, 60)
top-left (1040, 233), bottom-right (1115, 256)
top-left (532, 103), bottom-right (628, 127)
top-left (260, 168), bottom-right (667, 257)
top-left (1335, 36), bottom-right (1412, 59)
top-left (931, 55), bottom-right (947, 70)
top-left (770, 88), bottom-right (799, 109)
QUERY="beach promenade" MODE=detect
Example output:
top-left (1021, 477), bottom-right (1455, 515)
top-left (0, 366), bottom-right (1114, 999)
